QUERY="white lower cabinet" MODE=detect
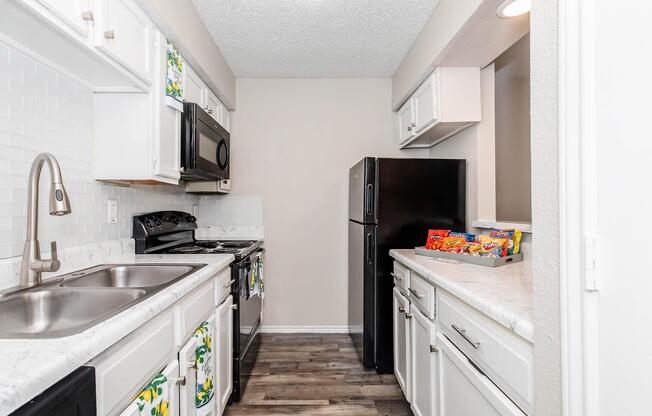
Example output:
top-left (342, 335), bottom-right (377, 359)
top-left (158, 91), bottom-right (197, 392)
top-left (438, 334), bottom-right (525, 416)
top-left (215, 295), bottom-right (234, 414)
top-left (178, 336), bottom-right (199, 415)
top-left (392, 287), bottom-right (410, 401)
top-left (410, 308), bottom-right (439, 416)
top-left (119, 360), bottom-right (180, 416)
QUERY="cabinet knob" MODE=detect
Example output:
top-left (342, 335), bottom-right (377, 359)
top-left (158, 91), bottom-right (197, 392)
top-left (104, 30), bottom-right (115, 39)
top-left (407, 126), bottom-right (412, 132)
top-left (81, 11), bottom-right (94, 21)
top-left (404, 313), bottom-right (412, 319)
top-left (399, 307), bottom-right (406, 313)
top-left (174, 376), bottom-right (186, 386)
top-left (411, 122), bottom-right (416, 127)
top-left (430, 345), bottom-right (440, 353)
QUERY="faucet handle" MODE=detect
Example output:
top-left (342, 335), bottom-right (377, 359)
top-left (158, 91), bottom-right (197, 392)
top-left (47, 241), bottom-right (60, 272)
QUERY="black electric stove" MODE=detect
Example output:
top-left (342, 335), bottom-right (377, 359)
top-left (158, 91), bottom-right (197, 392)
top-left (132, 211), bottom-right (263, 403)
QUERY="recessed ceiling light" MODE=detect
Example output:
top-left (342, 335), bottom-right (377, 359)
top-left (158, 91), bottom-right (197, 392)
top-left (497, 0), bottom-right (531, 18)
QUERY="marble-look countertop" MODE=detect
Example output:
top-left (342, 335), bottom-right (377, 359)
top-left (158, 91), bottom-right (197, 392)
top-left (0, 246), bottom-right (234, 415)
top-left (390, 249), bottom-right (533, 343)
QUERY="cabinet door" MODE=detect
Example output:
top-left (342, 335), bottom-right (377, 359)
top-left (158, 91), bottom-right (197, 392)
top-left (179, 337), bottom-right (198, 416)
top-left (397, 99), bottom-right (415, 144)
top-left (36, 0), bottom-right (91, 36)
top-left (152, 31), bottom-right (181, 182)
top-left (94, 0), bottom-right (152, 82)
top-left (411, 309), bottom-right (439, 416)
top-left (184, 65), bottom-right (205, 106)
top-left (119, 360), bottom-right (180, 416)
top-left (205, 90), bottom-right (222, 122)
top-left (215, 295), bottom-right (234, 414)
top-left (438, 334), bottom-right (526, 416)
top-left (413, 73), bottom-right (439, 133)
top-left (393, 287), bottom-right (410, 401)
top-left (222, 110), bottom-right (231, 133)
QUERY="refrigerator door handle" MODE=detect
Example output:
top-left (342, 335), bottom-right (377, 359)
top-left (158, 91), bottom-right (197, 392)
top-left (366, 232), bottom-right (373, 264)
top-left (365, 184), bottom-right (374, 216)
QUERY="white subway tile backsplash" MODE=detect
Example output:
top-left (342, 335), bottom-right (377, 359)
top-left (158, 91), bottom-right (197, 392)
top-left (0, 39), bottom-right (198, 260)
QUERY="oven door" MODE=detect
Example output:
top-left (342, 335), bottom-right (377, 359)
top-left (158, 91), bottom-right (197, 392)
top-left (183, 103), bottom-right (230, 180)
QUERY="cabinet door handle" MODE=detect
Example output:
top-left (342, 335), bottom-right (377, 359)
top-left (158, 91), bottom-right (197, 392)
top-left (409, 288), bottom-right (423, 299)
top-left (451, 324), bottom-right (480, 349)
top-left (174, 376), bottom-right (186, 386)
top-left (187, 360), bottom-right (197, 369)
top-left (231, 304), bottom-right (238, 310)
top-left (399, 307), bottom-right (406, 313)
top-left (104, 30), bottom-right (115, 39)
top-left (411, 122), bottom-right (416, 127)
top-left (407, 126), bottom-right (413, 132)
top-left (430, 345), bottom-right (439, 353)
top-left (81, 11), bottom-right (94, 21)
top-left (223, 279), bottom-right (236, 288)
top-left (390, 272), bottom-right (402, 282)
top-left (404, 313), bottom-right (412, 319)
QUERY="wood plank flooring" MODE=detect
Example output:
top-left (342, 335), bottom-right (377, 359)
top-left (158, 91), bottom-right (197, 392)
top-left (225, 333), bottom-right (413, 416)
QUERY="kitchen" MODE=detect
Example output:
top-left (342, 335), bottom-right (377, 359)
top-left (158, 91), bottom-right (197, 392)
top-left (0, 0), bottom-right (649, 416)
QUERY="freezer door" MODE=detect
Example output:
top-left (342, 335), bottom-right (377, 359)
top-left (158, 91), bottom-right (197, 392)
top-left (348, 220), bottom-right (376, 368)
top-left (348, 158), bottom-right (376, 223)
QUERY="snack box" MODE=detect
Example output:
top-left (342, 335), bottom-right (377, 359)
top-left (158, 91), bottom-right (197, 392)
top-left (414, 246), bottom-right (524, 267)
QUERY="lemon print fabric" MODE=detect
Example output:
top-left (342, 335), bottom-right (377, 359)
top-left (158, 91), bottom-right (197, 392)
top-left (134, 373), bottom-right (170, 416)
top-left (194, 321), bottom-right (216, 415)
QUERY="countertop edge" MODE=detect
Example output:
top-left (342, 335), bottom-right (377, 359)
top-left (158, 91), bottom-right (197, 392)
top-left (389, 249), bottom-right (534, 343)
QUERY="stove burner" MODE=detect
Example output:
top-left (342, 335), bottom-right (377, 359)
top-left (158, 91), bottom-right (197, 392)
top-left (169, 246), bottom-right (206, 254)
top-left (218, 241), bottom-right (254, 249)
top-left (195, 240), bottom-right (220, 248)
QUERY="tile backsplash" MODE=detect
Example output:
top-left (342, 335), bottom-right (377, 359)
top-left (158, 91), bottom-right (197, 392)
top-left (196, 195), bottom-right (264, 240)
top-left (0, 40), bottom-right (197, 259)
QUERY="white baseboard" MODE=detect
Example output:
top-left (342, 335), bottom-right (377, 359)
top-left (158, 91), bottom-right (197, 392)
top-left (260, 325), bottom-right (349, 334)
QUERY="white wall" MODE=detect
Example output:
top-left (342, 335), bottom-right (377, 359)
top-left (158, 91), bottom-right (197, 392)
top-left (531, 0), bottom-right (561, 414)
top-left (230, 79), bottom-right (426, 328)
top-left (0, 40), bottom-right (197, 260)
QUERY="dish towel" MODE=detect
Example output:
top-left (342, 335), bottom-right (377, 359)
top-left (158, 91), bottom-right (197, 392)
top-left (133, 373), bottom-right (170, 416)
top-left (194, 321), bottom-right (215, 415)
top-left (165, 38), bottom-right (184, 112)
top-left (248, 253), bottom-right (264, 297)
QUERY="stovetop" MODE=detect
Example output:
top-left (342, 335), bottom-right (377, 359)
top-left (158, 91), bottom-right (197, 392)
top-left (166, 240), bottom-right (261, 257)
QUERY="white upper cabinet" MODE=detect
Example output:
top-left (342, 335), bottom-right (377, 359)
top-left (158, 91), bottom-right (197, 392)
top-left (35, 0), bottom-right (91, 36)
top-left (398, 67), bottom-right (481, 148)
top-left (222, 110), bottom-right (231, 133)
top-left (94, 30), bottom-right (181, 185)
top-left (397, 99), bottom-right (416, 145)
top-left (184, 65), bottom-right (205, 107)
top-left (205, 89), bottom-right (222, 122)
top-left (93, 0), bottom-right (153, 83)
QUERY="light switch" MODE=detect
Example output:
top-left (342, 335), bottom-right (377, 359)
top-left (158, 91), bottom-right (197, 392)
top-left (108, 199), bottom-right (118, 224)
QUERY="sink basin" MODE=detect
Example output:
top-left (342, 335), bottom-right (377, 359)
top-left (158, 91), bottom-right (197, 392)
top-left (61, 264), bottom-right (203, 289)
top-left (0, 288), bottom-right (146, 338)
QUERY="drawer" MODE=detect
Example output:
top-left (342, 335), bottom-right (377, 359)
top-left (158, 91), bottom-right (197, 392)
top-left (408, 272), bottom-right (435, 320)
top-left (214, 267), bottom-right (234, 306)
top-left (392, 261), bottom-right (410, 293)
top-left (92, 309), bottom-right (175, 416)
top-left (174, 278), bottom-right (214, 346)
top-left (437, 290), bottom-right (533, 414)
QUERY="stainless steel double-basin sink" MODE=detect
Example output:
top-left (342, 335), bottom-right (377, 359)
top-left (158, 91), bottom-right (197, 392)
top-left (0, 263), bottom-right (206, 339)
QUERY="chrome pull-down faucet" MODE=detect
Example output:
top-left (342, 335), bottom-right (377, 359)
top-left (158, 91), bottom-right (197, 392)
top-left (20, 153), bottom-right (71, 288)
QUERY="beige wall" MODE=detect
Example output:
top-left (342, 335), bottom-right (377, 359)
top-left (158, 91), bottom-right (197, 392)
top-left (495, 34), bottom-right (531, 222)
top-left (139, 0), bottom-right (236, 108)
top-left (230, 79), bottom-right (426, 328)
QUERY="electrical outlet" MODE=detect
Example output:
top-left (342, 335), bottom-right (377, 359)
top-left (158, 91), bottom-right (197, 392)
top-left (108, 200), bottom-right (118, 224)
top-left (192, 204), bottom-right (199, 218)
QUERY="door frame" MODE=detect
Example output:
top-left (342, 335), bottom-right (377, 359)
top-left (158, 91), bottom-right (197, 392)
top-left (558, 0), bottom-right (600, 415)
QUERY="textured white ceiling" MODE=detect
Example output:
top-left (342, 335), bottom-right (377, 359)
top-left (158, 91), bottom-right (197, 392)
top-left (191, 0), bottom-right (440, 78)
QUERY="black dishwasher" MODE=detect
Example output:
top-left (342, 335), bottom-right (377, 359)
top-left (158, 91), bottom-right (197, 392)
top-left (12, 367), bottom-right (96, 416)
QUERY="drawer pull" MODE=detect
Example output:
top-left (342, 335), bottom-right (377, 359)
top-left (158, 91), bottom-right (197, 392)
top-left (404, 313), bottom-right (412, 319)
top-left (452, 324), bottom-right (480, 349)
top-left (81, 11), bottom-right (94, 21)
top-left (409, 288), bottom-right (423, 299)
top-left (174, 376), bottom-right (186, 386)
top-left (390, 272), bottom-right (402, 282)
top-left (187, 360), bottom-right (197, 369)
top-left (104, 30), bottom-right (115, 39)
top-left (430, 345), bottom-right (439, 353)
top-left (399, 307), bottom-right (405, 313)
top-left (222, 279), bottom-right (235, 288)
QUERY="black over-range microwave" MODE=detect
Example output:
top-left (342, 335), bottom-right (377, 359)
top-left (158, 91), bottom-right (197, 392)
top-left (181, 102), bottom-right (230, 181)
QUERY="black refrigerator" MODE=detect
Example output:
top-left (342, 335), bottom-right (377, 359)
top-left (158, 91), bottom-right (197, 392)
top-left (348, 157), bottom-right (466, 373)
